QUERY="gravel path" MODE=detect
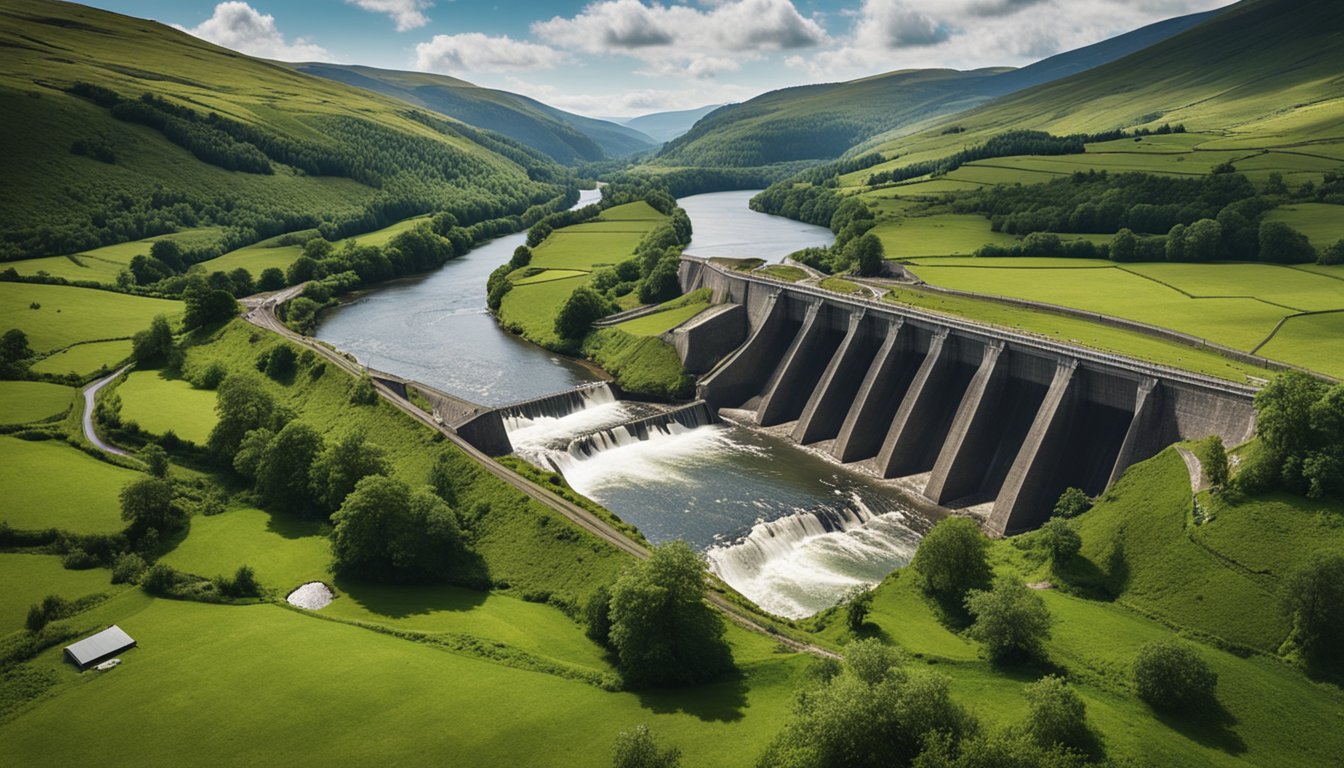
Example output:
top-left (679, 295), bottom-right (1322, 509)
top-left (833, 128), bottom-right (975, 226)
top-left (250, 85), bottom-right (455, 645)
top-left (1175, 446), bottom-right (1208, 493)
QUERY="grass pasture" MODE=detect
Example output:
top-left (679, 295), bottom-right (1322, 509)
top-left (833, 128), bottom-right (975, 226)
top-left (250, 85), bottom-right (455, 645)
top-left (1256, 311), bottom-right (1344, 379)
top-left (200, 241), bottom-right (303, 277)
top-left (0, 381), bottom-right (74, 424)
top-left (0, 553), bottom-right (112, 635)
top-left (871, 214), bottom-right (1018, 258)
top-left (8, 227), bottom-right (227, 285)
top-left (0, 435), bottom-right (139, 534)
top-left (612, 301), bottom-right (710, 337)
top-left (0, 282), bottom-right (181, 354)
top-left (114, 370), bottom-right (218, 444)
top-left (1264, 203), bottom-right (1344, 248)
top-left (160, 506), bottom-right (330, 590)
top-left (28, 339), bottom-right (134, 378)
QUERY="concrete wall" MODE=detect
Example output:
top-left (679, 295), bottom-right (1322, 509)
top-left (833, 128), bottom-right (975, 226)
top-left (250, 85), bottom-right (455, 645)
top-left (667, 303), bottom-right (747, 375)
top-left (680, 258), bottom-right (1258, 535)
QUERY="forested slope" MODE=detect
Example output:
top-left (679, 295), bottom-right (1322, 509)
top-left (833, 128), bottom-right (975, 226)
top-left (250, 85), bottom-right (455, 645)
top-left (0, 0), bottom-right (570, 262)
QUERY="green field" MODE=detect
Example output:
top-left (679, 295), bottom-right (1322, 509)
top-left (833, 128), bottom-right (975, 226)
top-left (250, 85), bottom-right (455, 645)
top-left (201, 215), bottom-right (437, 276)
top-left (870, 214), bottom-right (1019, 258)
top-left (160, 506), bottom-right (330, 591)
top-left (0, 553), bottom-right (113, 635)
top-left (1264, 203), bottom-right (1344, 248)
top-left (0, 282), bottom-right (181, 354)
top-left (902, 259), bottom-right (1344, 372)
top-left (0, 381), bottom-right (74, 424)
top-left (0, 435), bottom-right (140, 533)
top-left (513, 269), bottom-right (589, 286)
top-left (114, 370), bottom-right (218, 444)
top-left (1257, 311), bottom-right (1344, 378)
top-left (612, 302), bottom-right (710, 337)
top-left (28, 339), bottom-right (134, 378)
top-left (8, 228), bottom-right (227, 285)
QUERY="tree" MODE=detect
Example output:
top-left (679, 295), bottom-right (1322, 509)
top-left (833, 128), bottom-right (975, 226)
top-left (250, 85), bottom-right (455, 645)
top-left (509, 245), bottom-right (533, 269)
top-left (1022, 675), bottom-right (1093, 756)
top-left (232, 427), bottom-right (274, 480)
top-left (964, 577), bottom-right (1051, 662)
top-left (1281, 552), bottom-right (1344, 662)
top-left (257, 267), bottom-right (287, 292)
top-left (1109, 228), bottom-right (1138, 263)
top-left (150, 240), bottom-right (184, 272)
top-left (1052, 488), bottom-right (1091, 518)
top-left (302, 237), bottom-right (333, 261)
top-left (182, 289), bottom-right (238, 330)
top-left (605, 540), bottom-right (733, 688)
top-left (1132, 640), bottom-right (1217, 711)
top-left (1259, 221), bottom-right (1315, 264)
top-left (846, 586), bottom-right (875, 631)
top-left (287, 255), bottom-right (320, 285)
top-left (218, 564), bottom-right (262, 598)
top-left (331, 475), bottom-right (464, 581)
top-left (309, 431), bottom-right (390, 514)
top-left (846, 233), bottom-right (885, 276)
top-left (1255, 371), bottom-right (1326, 458)
top-left (757, 638), bottom-right (975, 768)
top-left (554, 285), bottom-right (612, 341)
top-left (1183, 218), bottom-right (1223, 262)
top-left (1320, 238), bottom-right (1344, 266)
top-left (1204, 436), bottom-right (1230, 488)
top-left (637, 255), bottom-right (681, 304)
top-left (585, 584), bottom-right (613, 646)
top-left (910, 517), bottom-right (991, 601)
top-left (207, 374), bottom-right (284, 460)
top-left (228, 267), bottom-right (255, 297)
top-left (613, 725), bottom-right (681, 768)
top-left (263, 344), bottom-right (297, 381)
top-left (119, 476), bottom-right (181, 537)
top-left (131, 315), bottom-right (174, 367)
top-left (140, 444), bottom-right (170, 478)
top-left (914, 731), bottom-right (1082, 768)
top-left (1038, 519), bottom-right (1080, 566)
top-left (255, 421), bottom-right (324, 514)
top-left (1, 328), bottom-right (34, 377)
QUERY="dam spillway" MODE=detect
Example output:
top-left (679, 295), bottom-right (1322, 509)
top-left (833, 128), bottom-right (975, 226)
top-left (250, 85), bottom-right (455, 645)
top-left (677, 257), bottom-right (1258, 535)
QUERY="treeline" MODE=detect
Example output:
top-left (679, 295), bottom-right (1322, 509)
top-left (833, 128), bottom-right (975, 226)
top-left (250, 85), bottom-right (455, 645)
top-left (865, 128), bottom-right (1152, 186)
top-left (604, 165), bottom-right (803, 199)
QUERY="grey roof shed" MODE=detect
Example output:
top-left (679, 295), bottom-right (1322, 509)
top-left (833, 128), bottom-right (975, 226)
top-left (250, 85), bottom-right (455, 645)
top-left (64, 625), bottom-right (136, 670)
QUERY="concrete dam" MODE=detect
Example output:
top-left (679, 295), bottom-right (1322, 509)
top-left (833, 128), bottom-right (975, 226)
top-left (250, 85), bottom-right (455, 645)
top-left (675, 257), bottom-right (1257, 535)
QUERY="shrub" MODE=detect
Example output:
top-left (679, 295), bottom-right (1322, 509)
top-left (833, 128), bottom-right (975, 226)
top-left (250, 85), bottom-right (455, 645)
top-left (585, 585), bottom-right (613, 646)
top-left (613, 725), bottom-right (681, 768)
top-left (257, 267), bottom-right (286, 292)
top-left (193, 361), bottom-right (228, 390)
top-left (1052, 487), bottom-right (1092, 518)
top-left (25, 595), bottom-right (70, 633)
top-left (1038, 518), bottom-right (1081, 565)
top-left (131, 315), bottom-right (175, 367)
top-left (1133, 640), bottom-right (1217, 711)
top-left (846, 586), bottom-right (875, 631)
top-left (140, 444), bottom-right (170, 478)
top-left (910, 517), bottom-right (992, 601)
top-left (217, 564), bottom-right (263, 598)
top-left (264, 345), bottom-right (297, 381)
top-left (1023, 675), bottom-right (1093, 755)
top-left (555, 286), bottom-right (613, 342)
top-left (964, 577), bottom-right (1052, 662)
top-left (349, 377), bottom-right (378, 405)
top-left (119, 476), bottom-right (183, 538)
top-left (331, 475), bottom-right (465, 581)
top-left (141, 563), bottom-right (179, 595)
top-left (1281, 552), bottom-right (1344, 662)
top-left (1203, 436), bottom-right (1229, 488)
top-left (111, 552), bottom-right (148, 584)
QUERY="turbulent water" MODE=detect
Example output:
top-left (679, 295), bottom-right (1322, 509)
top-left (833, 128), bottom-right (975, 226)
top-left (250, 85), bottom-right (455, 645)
top-left (317, 187), bottom-right (933, 618)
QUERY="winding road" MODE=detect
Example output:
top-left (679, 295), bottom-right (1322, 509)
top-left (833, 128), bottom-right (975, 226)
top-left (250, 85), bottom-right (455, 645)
top-left (82, 365), bottom-right (131, 457)
top-left (241, 292), bottom-right (838, 659)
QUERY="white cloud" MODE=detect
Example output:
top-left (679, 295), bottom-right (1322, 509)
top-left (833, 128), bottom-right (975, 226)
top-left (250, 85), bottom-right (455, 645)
top-left (346, 0), bottom-right (433, 32)
top-left (179, 2), bottom-right (330, 61)
top-left (415, 33), bottom-right (567, 74)
top-left (533, 0), bottom-right (827, 79)
top-left (502, 76), bottom-right (755, 119)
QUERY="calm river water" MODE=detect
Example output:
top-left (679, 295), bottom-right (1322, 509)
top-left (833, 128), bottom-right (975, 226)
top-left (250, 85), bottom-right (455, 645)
top-left (317, 189), bottom-right (931, 617)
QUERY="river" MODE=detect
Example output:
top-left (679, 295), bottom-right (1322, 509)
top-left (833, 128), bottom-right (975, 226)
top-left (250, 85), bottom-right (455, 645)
top-left (316, 189), bottom-right (931, 618)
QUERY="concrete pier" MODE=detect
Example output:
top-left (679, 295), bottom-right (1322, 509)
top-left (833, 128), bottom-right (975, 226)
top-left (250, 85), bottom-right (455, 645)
top-left (924, 342), bottom-right (1006, 505)
top-left (793, 311), bottom-right (880, 445)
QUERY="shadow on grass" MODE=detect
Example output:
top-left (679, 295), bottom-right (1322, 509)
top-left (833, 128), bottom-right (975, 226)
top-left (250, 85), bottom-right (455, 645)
top-left (265, 511), bottom-right (327, 540)
top-left (635, 672), bottom-right (749, 723)
top-left (922, 590), bottom-right (975, 632)
top-left (1155, 697), bottom-right (1246, 756)
top-left (1054, 554), bottom-right (1119, 601)
top-left (334, 577), bottom-right (489, 619)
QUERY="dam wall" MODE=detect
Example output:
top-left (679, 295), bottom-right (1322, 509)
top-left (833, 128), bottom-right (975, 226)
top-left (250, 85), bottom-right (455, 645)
top-left (679, 258), bottom-right (1258, 535)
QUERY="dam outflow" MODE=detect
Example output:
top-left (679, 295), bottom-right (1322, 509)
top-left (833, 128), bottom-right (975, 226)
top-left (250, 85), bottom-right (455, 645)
top-left (676, 257), bottom-right (1258, 534)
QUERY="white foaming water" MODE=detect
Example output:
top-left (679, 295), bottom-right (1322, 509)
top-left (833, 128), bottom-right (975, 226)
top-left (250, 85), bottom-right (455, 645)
top-left (706, 495), bottom-right (923, 619)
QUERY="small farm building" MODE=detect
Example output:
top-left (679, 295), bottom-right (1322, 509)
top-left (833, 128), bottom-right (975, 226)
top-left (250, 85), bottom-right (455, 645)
top-left (64, 625), bottom-right (136, 670)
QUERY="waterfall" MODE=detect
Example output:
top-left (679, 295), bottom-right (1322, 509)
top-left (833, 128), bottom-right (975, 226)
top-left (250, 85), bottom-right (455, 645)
top-left (499, 382), bottom-right (616, 428)
top-left (706, 494), bottom-right (925, 619)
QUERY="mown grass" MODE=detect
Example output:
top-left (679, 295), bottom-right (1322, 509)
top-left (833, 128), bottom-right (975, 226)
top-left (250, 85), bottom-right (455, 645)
top-left (758, 265), bottom-right (808, 282)
top-left (613, 302), bottom-right (710, 337)
top-left (114, 370), bottom-right (218, 444)
top-left (1257, 311), bottom-right (1344, 379)
top-left (0, 283), bottom-right (181, 354)
top-left (1264, 203), bottom-right (1344, 248)
top-left (0, 553), bottom-right (112, 635)
top-left (499, 274), bottom-right (589, 348)
top-left (159, 505), bottom-right (329, 592)
top-left (882, 286), bottom-right (1271, 383)
top-left (870, 214), bottom-right (1019, 258)
top-left (0, 381), bottom-right (75, 425)
top-left (0, 435), bottom-right (139, 534)
top-left (1, 591), bottom-right (808, 767)
top-left (27, 339), bottom-right (133, 379)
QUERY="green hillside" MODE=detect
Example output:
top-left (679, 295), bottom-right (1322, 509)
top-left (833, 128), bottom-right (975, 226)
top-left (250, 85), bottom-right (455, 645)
top-left (294, 64), bottom-right (657, 163)
top-left (0, 0), bottom-right (568, 263)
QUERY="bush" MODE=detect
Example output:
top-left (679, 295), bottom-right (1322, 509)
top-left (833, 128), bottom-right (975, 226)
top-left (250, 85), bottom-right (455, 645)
top-left (1038, 518), bottom-right (1081, 565)
top-left (910, 517), bottom-right (991, 601)
top-left (613, 725), bottom-right (681, 768)
top-left (25, 595), bottom-right (70, 633)
top-left (111, 552), bottom-right (148, 584)
top-left (140, 444), bottom-right (170, 478)
top-left (585, 584), bottom-right (613, 646)
top-left (1281, 552), bottom-right (1344, 662)
top-left (1022, 675), bottom-right (1093, 755)
top-left (257, 267), bottom-right (287, 292)
top-left (555, 286), bottom-right (613, 342)
top-left (1133, 640), bottom-right (1217, 711)
top-left (194, 361), bottom-right (229, 390)
top-left (964, 577), bottom-right (1052, 662)
top-left (846, 586), bottom-right (874, 631)
top-left (141, 563), bottom-right (179, 595)
top-left (217, 564), bottom-right (262, 598)
top-left (349, 377), bottom-right (378, 405)
top-left (131, 315), bottom-right (175, 367)
top-left (119, 476), bottom-right (183, 538)
top-left (1052, 487), bottom-right (1091, 518)
top-left (331, 475), bottom-right (465, 581)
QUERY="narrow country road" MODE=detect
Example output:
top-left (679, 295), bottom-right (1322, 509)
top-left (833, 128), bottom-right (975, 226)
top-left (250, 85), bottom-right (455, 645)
top-left (240, 296), bottom-right (839, 659)
top-left (83, 365), bottom-right (131, 457)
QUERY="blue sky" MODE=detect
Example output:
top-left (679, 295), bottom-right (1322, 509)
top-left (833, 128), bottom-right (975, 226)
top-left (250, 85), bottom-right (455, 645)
top-left (84, 0), bottom-right (1232, 117)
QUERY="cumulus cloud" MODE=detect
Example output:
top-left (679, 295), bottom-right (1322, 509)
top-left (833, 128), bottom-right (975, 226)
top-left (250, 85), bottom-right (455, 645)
top-left (533, 0), bottom-right (827, 78)
top-left (346, 0), bottom-right (433, 32)
top-left (415, 33), bottom-right (567, 74)
top-left (179, 2), bottom-right (329, 61)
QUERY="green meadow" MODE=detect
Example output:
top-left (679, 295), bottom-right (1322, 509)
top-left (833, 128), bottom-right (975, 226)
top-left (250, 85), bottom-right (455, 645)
top-left (0, 435), bottom-right (139, 533)
top-left (613, 301), bottom-right (712, 337)
top-left (201, 215), bottom-right (437, 276)
top-left (28, 339), bottom-right (134, 378)
top-left (0, 282), bottom-right (181, 354)
top-left (8, 228), bottom-right (227, 285)
top-left (114, 370), bottom-right (218, 444)
top-left (0, 553), bottom-right (113, 635)
top-left (1257, 311), bottom-right (1344, 379)
top-left (0, 381), bottom-right (74, 425)
top-left (1264, 203), bottom-right (1344, 248)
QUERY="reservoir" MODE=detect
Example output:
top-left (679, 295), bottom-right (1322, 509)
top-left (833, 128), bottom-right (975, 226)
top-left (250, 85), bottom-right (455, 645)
top-left (316, 189), bottom-right (932, 618)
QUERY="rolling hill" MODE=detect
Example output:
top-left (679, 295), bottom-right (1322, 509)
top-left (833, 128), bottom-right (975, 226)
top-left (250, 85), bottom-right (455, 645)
top-left (0, 0), bottom-right (570, 263)
top-left (621, 104), bottom-right (724, 144)
top-left (292, 64), bottom-right (658, 164)
top-left (654, 7), bottom-right (1219, 168)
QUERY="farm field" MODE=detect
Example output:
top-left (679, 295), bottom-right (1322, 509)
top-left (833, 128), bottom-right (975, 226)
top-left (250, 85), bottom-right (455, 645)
top-left (513, 269), bottom-right (588, 285)
top-left (0, 380), bottom-right (74, 424)
top-left (0, 592), bottom-right (807, 768)
top-left (7, 228), bottom-right (227, 285)
top-left (0, 282), bottom-right (181, 354)
top-left (159, 506), bottom-right (330, 591)
top-left (901, 259), bottom-right (1344, 372)
top-left (0, 435), bottom-right (140, 534)
top-left (0, 553), bottom-right (113, 634)
top-left (28, 339), bottom-right (133, 378)
top-left (202, 215), bottom-right (437, 276)
top-left (114, 370), bottom-right (218, 444)
top-left (1264, 203), bottom-right (1344, 247)
top-left (869, 214), bottom-right (1018, 258)
top-left (1256, 311), bottom-right (1344, 379)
